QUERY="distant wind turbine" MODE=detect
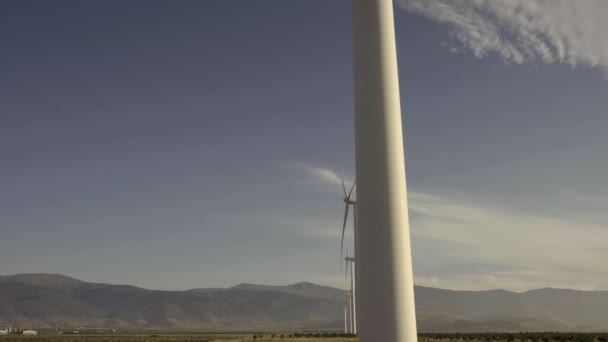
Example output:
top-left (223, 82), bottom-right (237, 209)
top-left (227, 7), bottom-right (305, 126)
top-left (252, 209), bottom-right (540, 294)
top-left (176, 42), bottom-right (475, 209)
top-left (340, 177), bottom-right (356, 263)
top-left (345, 253), bottom-right (356, 335)
top-left (344, 300), bottom-right (349, 334)
top-left (340, 177), bottom-right (357, 335)
top-left (344, 292), bottom-right (352, 333)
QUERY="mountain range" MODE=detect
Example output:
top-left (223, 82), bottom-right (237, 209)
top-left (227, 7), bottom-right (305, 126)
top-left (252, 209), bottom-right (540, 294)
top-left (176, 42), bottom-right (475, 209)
top-left (1, 274), bottom-right (608, 332)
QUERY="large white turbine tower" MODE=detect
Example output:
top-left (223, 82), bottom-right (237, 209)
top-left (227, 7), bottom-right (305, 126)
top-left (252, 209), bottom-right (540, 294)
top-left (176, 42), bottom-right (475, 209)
top-left (352, 0), bottom-right (418, 342)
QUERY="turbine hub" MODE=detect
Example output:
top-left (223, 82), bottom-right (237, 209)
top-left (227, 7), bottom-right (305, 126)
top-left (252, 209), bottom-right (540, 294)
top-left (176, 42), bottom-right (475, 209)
top-left (343, 197), bottom-right (356, 204)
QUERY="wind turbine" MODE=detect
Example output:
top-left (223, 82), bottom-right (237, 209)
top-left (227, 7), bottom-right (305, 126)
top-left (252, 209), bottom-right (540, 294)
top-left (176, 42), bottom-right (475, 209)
top-left (345, 253), bottom-right (356, 335)
top-left (344, 299), bottom-right (349, 334)
top-left (340, 178), bottom-right (357, 335)
top-left (353, 0), bottom-right (418, 341)
top-left (340, 178), bottom-right (356, 263)
top-left (344, 290), bottom-right (353, 334)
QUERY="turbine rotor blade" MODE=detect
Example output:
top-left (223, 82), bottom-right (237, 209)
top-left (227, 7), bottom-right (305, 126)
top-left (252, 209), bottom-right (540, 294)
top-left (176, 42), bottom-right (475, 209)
top-left (346, 266), bottom-right (349, 285)
top-left (345, 247), bottom-right (350, 282)
top-left (348, 180), bottom-right (356, 199)
top-left (341, 203), bottom-right (349, 264)
top-left (342, 176), bottom-right (348, 198)
top-left (353, 203), bottom-right (357, 250)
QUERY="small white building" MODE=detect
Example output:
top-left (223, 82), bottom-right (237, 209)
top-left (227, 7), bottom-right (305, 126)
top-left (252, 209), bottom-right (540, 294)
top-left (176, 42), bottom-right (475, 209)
top-left (23, 330), bottom-right (38, 336)
top-left (0, 329), bottom-right (8, 335)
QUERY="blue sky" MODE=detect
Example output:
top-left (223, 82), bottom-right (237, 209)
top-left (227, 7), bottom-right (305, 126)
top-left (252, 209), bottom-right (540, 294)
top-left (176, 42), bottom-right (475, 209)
top-left (1, 0), bottom-right (608, 292)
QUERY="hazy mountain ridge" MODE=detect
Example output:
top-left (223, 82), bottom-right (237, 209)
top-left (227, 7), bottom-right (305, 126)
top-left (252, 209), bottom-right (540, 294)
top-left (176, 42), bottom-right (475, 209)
top-left (1, 274), bottom-right (608, 332)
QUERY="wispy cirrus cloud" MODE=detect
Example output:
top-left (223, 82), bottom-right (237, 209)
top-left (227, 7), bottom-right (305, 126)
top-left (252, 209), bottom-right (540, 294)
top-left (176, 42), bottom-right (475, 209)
top-left (303, 164), bottom-right (346, 187)
top-left (294, 164), bottom-right (608, 291)
top-left (284, 162), bottom-right (353, 189)
top-left (397, 0), bottom-right (608, 75)
top-left (567, 191), bottom-right (608, 208)
top-left (409, 191), bottom-right (608, 291)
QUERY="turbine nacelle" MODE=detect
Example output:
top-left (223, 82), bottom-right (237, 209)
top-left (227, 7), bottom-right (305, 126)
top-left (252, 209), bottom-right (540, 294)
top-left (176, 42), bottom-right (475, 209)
top-left (343, 197), bottom-right (357, 205)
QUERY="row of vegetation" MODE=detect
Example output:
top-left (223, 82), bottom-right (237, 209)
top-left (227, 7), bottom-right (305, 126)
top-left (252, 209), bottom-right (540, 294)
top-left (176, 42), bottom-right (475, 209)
top-left (419, 332), bottom-right (608, 342)
top-left (253, 333), bottom-right (356, 339)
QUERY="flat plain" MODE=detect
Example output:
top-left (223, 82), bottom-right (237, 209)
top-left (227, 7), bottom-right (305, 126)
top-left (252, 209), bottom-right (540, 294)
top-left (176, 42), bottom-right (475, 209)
top-left (0, 334), bottom-right (355, 342)
top-left (0, 334), bottom-right (356, 342)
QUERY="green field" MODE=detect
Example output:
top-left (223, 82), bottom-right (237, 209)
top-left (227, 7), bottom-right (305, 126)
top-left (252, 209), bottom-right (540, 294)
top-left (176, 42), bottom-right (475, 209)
top-left (2, 333), bottom-right (608, 342)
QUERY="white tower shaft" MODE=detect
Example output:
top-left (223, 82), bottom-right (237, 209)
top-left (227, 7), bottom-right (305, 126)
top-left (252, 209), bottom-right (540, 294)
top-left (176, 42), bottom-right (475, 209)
top-left (348, 294), bottom-right (353, 333)
top-left (344, 305), bottom-right (348, 333)
top-left (351, 260), bottom-right (357, 335)
top-left (352, 0), bottom-right (418, 342)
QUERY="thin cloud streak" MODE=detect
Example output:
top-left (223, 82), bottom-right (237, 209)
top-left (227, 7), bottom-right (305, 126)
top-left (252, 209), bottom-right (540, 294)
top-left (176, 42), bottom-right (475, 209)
top-left (409, 192), bottom-right (608, 291)
top-left (398, 0), bottom-right (608, 75)
top-left (286, 162), bottom-right (354, 188)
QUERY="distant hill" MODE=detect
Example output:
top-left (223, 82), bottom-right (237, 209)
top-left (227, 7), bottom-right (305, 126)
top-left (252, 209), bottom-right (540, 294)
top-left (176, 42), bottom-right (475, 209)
top-left (2, 273), bottom-right (608, 331)
top-left (413, 286), bottom-right (608, 332)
